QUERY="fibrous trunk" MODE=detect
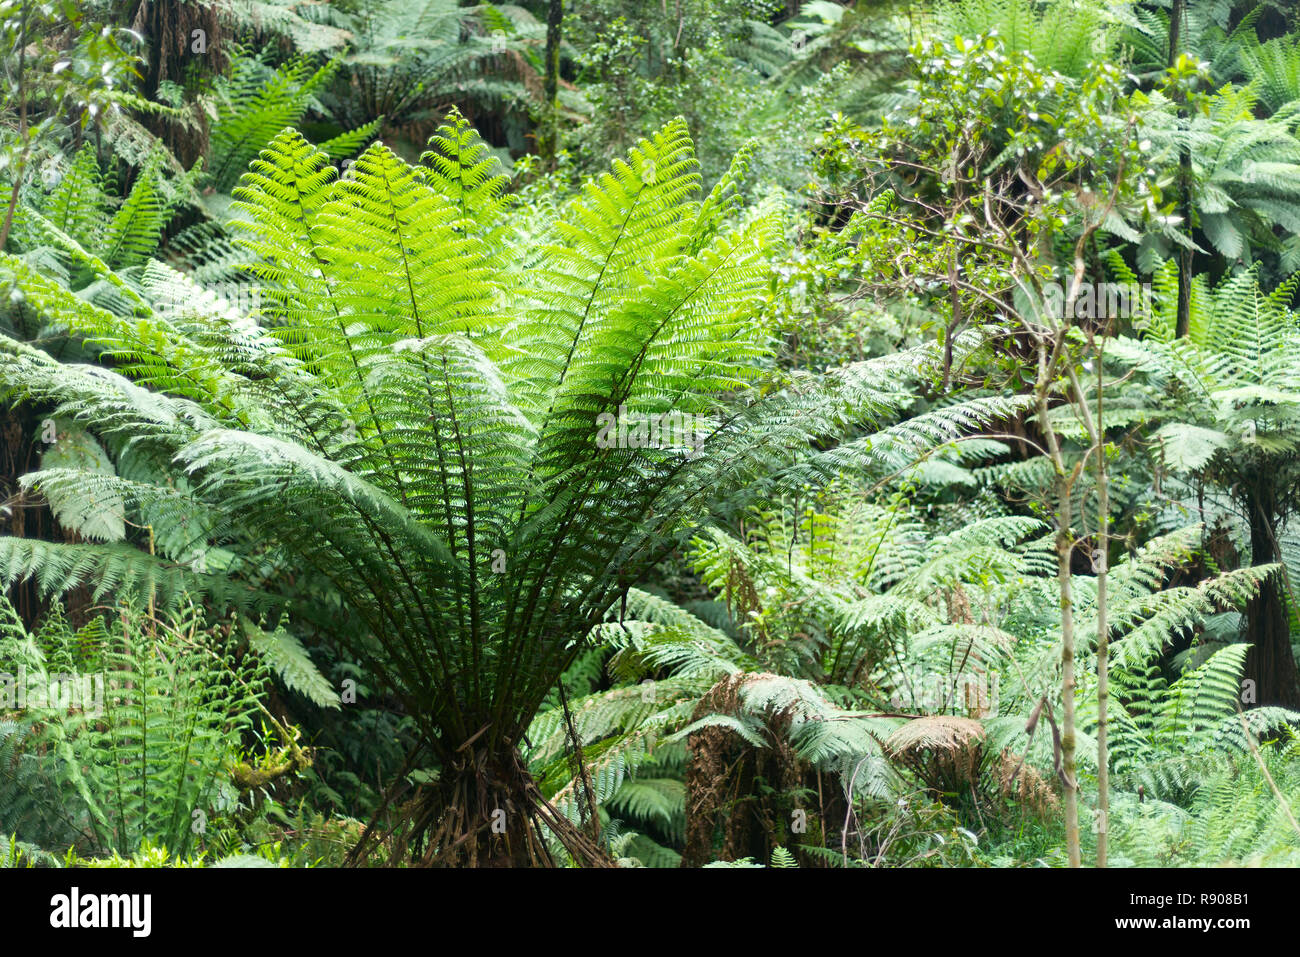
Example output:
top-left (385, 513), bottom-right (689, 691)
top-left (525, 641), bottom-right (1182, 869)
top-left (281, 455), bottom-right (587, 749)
top-left (365, 744), bottom-right (611, 868)
top-left (1244, 488), bottom-right (1300, 709)
top-left (681, 678), bottom-right (808, 867)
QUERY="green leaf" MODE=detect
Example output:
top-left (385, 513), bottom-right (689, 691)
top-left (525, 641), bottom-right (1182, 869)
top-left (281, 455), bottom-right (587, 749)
top-left (35, 423), bottom-right (125, 543)
top-left (243, 619), bottom-right (341, 710)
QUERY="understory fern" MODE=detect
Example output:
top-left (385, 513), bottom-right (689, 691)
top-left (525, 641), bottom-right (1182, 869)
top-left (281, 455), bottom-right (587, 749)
top-left (0, 598), bottom-right (271, 857)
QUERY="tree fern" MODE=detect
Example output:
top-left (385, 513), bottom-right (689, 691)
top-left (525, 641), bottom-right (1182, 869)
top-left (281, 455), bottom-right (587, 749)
top-left (0, 113), bottom-right (918, 865)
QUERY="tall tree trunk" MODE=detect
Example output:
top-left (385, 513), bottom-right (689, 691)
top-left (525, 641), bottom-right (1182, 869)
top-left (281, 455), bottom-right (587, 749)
top-left (0, 0), bottom-right (30, 254)
top-left (1166, 0), bottom-right (1184, 71)
top-left (1244, 486), bottom-right (1300, 709)
top-left (1174, 166), bottom-right (1193, 338)
top-left (1094, 355), bottom-right (1110, 867)
top-left (539, 0), bottom-right (563, 165)
top-left (1035, 348), bottom-right (1081, 867)
top-left (1035, 330), bottom-right (1082, 867)
top-left (1054, 469), bottom-right (1081, 866)
top-left (1169, 0), bottom-right (1193, 339)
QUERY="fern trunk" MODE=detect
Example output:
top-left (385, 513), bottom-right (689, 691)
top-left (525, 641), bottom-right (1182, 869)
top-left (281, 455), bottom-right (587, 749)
top-left (1244, 486), bottom-right (1300, 709)
top-left (681, 681), bottom-right (806, 867)
top-left (389, 744), bottom-right (610, 868)
top-left (131, 0), bottom-right (226, 167)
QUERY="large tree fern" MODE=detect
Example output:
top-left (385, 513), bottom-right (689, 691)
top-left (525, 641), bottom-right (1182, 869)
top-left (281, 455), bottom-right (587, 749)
top-left (0, 113), bottom-right (908, 866)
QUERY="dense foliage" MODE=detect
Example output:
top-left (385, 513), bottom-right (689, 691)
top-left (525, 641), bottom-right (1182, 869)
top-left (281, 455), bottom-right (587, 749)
top-left (2, 0), bottom-right (1300, 870)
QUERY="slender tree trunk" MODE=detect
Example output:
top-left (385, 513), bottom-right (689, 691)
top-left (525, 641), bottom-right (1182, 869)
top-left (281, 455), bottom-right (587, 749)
top-left (1167, 0), bottom-right (1183, 67)
top-left (1055, 470), bottom-right (1081, 867)
top-left (1061, 343), bottom-right (1109, 867)
top-left (539, 0), bottom-right (563, 165)
top-left (0, 0), bottom-right (30, 254)
top-left (1174, 171), bottom-right (1193, 338)
top-left (1036, 340), bottom-right (1081, 868)
top-left (1169, 0), bottom-right (1193, 339)
top-left (1060, 338), bottom-right (1112, 868)
top-left (1094, 354), bottom-right (1110, 867)
top-left (1244, 486), bottom-right (1300, 709)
